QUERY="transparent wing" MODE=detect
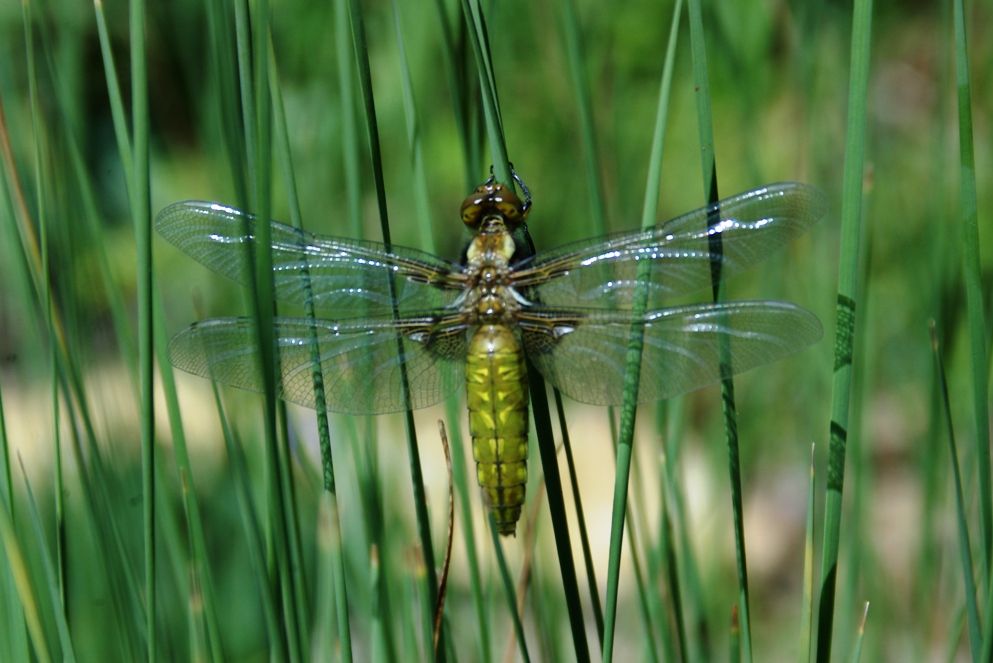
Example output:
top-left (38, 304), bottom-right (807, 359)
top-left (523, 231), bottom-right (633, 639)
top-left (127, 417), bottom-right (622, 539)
top-left (512, 182), bottom-right (827, 307)
top-left (156, 201), bottom-right (466, 315)
top-left (520, 301), bottom-right (822, 405)
top-left (168, 314), bottom-right (468, 414)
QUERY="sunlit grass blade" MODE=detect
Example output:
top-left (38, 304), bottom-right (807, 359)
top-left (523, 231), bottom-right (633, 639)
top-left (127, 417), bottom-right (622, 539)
top-left (603, 2), bottom-right (681, 660)
top-left (800, 444), bottom-right (816, 661)
top-left (951, 0), bottom-right (992, 575)
top-left (0, 491), bottom-right (49, 663)
top-left (0, 402), bottom-right (26, 663)
top-left (816, 1), bottom-right (873, 660)
top-left (848, 603), bottom-right (869, 663)
top-left (17, 459), bottom-right (77, 662)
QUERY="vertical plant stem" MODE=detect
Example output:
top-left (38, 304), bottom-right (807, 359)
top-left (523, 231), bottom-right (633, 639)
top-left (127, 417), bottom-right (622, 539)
top-left (685, 0), bottom-right (751, 658)
top-left (930, 324), bottom-right (981, 658)
top-left (128, 0), bottom-right (155, 658)
top-left (952, 0), bottom-right (992, 575)
top-left (603, 4), bottom-right (681, 660)
top-left (22, 0), bottom-right (68, 617)
top-left (816, 1), bottom-right (873, 660)
top-left (800, 444), bottom-right (817, 661)
top-left (345, 2), bottom-right (442, 657)
top-left (254, 1), bottom-right (304, 658)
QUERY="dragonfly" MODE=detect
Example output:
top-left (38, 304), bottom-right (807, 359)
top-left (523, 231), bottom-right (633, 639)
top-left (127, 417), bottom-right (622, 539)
top-left (157, 176), bottom-right (826, 536)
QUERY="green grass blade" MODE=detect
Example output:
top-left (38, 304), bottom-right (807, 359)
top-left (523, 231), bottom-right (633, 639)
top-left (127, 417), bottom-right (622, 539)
top-left (489, 517), bottom-right (531, 663)
top-left (685, 0), bottom-right (753, 658)
top-left (391, 0), bottom-right (436, 249)
top-left (458, 4), bottom-right (590, 658)
top-left (153, 293), bottom-right (225, 662)
top-left (0, 492), bottom-right (50, 663)
top-left (346, 2), bottom-right (440, 656)
top-left (432, 0), bottom-right (475, 186)
top-left (930, 324), bottom-right (981, 658)
top-left (553, 2), bottom-right (609, 646)
top-left (816, 1), bottom-right (873, 660)
top-left (556, 0), bottom-right (608, 237)
top-left (951, 0), bottom-right (992, 575)
top-left (800, 444), bottom-right (816, 661)
top-left (21, 0), bottom-right (67, 620)
top-left (553, 391), bottom-right (604, 645)
top-left (655, 459), bottom-right (685, 662)
top-left (334, 0), bottom-right (363, 238)
top-left (92, 0), bottom-right (133, 188)
top-left (249, 2), bottom-right (306, 658)
top-left (848, 603), bottom-right (869, 663)
top-left (603, 2), bottom-right (681, 659)
top-left (269, 40), bottom-right (353, 658)
top-left (128, 0), bottom-right (156, 657)
top-left (525, 361), bottom-right (590, 661)
top-left (460, 0), bottom-right (509, 178)
top-left (234, 0), bottom-right (257, 192)
top-left (204, 0), bottom-right (250, 204)
top-left (210, 385), bottom-right (284, 655)
top-left (0, 385), bottom-right (27, 663)
top-left (17, 460), bottom-right (77, 663)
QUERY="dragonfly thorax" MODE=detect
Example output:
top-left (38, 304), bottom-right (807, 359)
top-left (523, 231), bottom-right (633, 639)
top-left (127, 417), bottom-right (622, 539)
top-left (463, 229), bottom-right (522, 324)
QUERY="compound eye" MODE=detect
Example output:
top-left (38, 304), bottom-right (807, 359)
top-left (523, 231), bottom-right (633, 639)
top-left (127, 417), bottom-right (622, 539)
top-left (459, 182), bottom-right (525, 229)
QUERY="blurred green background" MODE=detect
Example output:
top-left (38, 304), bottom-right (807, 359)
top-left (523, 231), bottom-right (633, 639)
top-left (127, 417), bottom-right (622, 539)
top-left (0, 0), bottom-right (991, 661)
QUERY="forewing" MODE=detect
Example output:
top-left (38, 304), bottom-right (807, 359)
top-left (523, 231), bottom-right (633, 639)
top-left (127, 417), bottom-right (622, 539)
top-left (169, 315), bottom-right (467, 414)
top-left (513, 182), bottom-right (826, 307)
top-left (521, 301), bottom-right (822, 406)
top-left (156, 201), bottom-right (465, 315)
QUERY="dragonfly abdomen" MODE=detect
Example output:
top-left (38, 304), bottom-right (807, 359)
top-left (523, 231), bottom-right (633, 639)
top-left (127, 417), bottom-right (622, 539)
top-left (466, 324), bottom-right (529, 536)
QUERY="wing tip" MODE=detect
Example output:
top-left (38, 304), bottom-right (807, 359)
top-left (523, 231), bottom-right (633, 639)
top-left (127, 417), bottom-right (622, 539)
top-left (760, 181), bottom-right (830, 224)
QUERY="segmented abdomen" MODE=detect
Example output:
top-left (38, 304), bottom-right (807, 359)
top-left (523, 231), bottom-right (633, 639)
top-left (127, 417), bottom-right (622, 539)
top-left (466, 324), bottom-right (529, 536)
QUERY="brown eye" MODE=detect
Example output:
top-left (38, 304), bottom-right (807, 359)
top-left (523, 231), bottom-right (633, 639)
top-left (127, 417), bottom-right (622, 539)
top-left (459, 183), bottom-right (525, 229)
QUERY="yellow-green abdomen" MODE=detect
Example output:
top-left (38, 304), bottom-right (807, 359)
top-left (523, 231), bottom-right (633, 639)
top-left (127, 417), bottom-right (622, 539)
top-left (466, 324), bottom-right (529, 536)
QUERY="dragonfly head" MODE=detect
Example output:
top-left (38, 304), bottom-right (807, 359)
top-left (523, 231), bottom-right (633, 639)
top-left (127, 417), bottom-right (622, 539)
top-left (461, 182), bottom-right (527, 232)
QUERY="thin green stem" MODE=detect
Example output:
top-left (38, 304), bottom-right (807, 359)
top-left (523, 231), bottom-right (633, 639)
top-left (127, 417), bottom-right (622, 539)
top-left (603, 2), bottom-right (681, 659)
top-left (685, 0), bottom-right (752, 658)
top-left (952, 0), bottom-right (992, 578)
top-left (128, 0), bottom-right (155, 658)
top-left (816, 0), bottom-right (873, 660)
